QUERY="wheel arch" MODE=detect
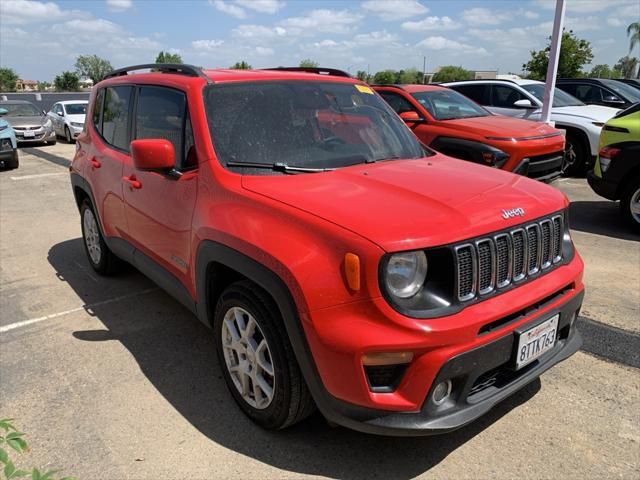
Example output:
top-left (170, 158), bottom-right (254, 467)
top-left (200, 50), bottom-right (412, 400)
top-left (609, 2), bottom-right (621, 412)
top-left (430, 136), bottom-right (494, 163)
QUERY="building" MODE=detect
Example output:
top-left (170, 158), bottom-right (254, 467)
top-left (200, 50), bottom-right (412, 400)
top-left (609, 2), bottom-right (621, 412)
top-left (16, 79), bottom-right (38, 91)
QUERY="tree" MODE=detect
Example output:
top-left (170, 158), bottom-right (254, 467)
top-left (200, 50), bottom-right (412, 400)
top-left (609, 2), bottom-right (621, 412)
top-left (588, 64), bottom-right (621, 79)
top-left (0, 67), bottom-right (19, 91)
top-left (155, 51), bottom-right (183, 64)
top-left (523, 30), bottom-right (593, 80)
top-left (230, 61), bottom-right (252, 69)
top-left (615, 56), bottom-right (639, 79)
top-left (373, 70), bottom-right (396, 84)
top-left (299, 59), bottom-right (319, 68)
top-left (74, 54), bottom-right (113, 85)
top-left (37, 81), bottom-right (52, 91)
top-left (398, 67), bottom-right (422, 84)
top-left (54, 71), bottom-right (80, 92)
top-left (628, 22), bottom-right (640, 54)
top-left (432, 66), bottom-right (473, 83)
top-left (356, 70), bottom-right (371, 83)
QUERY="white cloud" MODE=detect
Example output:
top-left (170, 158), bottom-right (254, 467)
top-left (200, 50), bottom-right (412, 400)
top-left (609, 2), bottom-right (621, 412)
top-left (1, 0), bottom-right (89, 25)
top-left (232, 24), bottom-right (287, 39)
top-left (401, 16), bottom-right (459, 32)
top-left (210, 0), bottom-right (246, 19)
top-left (352, 30), bottom-right (398, 46)
top-left (606, 18), bottom-right (625, 27)
top-left (106, 0), bottom-right (133, 12)
top-left (462, 7), bottom-right (511, 25)
top-left (58, 18), bottom-right (122, 35)
top-left (192, 39), bottom-right (225, 51)
top-left (361, 0), bottom-right (428, 21)
top-left (235, 0), bottom-right (285, 14)
top-left (523, 10), bottom-right (539, 19)
top-left (279, 9), bottom-right (363, 35)
top-left (535, 0), bottom-right (637, 13)
top-left (255, 46), bottom-right (274, 55)
top-left (416, 36), bottom-right (487, 55)
top-left (564, 16), bottom-right (603, 32)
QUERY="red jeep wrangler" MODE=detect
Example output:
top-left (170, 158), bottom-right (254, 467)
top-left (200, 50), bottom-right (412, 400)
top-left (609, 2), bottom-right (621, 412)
top-left (70, 64), bottom-right (584, 435)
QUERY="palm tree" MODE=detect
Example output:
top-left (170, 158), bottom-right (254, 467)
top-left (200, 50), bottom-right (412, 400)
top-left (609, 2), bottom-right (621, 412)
top-left (628, 22), bottom-right (640, 53)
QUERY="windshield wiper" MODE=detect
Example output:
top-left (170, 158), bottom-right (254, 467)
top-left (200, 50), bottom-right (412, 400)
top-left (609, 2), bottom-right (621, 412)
top-left (226, 161), bottom-right (334, 173)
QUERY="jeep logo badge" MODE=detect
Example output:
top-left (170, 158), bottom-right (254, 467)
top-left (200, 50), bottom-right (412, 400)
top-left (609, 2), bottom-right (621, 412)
top-left (502, 208), bottom-right (525, 219)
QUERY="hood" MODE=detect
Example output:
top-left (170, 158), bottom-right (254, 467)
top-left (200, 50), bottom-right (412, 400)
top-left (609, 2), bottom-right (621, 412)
top-left (6, 115), bottom-right (46, 127)
top-left (552, 105), bottom-right (619, 122)
top-left (66, 114), bottom-right (86, 123)
top-left (242, 156), bottom-right (567, 252)
top-left (442, 115), bottom-right (560, 139)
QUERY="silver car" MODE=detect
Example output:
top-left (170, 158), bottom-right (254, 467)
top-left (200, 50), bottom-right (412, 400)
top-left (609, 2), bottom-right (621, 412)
top-left (0, 100), bottom-right (56, 145)
top-left (47, 100), bottom-right (88, 143)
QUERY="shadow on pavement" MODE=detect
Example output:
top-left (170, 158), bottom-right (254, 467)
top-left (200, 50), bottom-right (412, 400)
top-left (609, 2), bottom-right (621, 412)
top-left (569, 200), bottom-right (638, 241)
top-left (49, 238), bottom-right (541, 480)
top-left (22, 146), bottom-right (71, 168)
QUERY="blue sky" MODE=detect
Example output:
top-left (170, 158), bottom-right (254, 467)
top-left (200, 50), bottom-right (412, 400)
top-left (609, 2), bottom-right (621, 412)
top-left (1, 0), bottom-right (638, 81)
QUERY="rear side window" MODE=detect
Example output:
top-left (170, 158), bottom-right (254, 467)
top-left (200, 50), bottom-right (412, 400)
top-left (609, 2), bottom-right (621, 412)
top-left (103, 86), bottom-right (133, 151)
top-left (92, 90), bottom-right (104, 134)
top-left (491, 85), bottom-right (526, 108)
top-left (451, 84), bottom-right (489, 105)
top-left (135, 86), bottom-right (194, 170)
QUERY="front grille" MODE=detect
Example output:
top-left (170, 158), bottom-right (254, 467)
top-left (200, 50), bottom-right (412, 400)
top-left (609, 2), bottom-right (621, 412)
top-left (455, 214), bottom-right (564, 302)
top-left (13, 126), bottom-right (41, 131)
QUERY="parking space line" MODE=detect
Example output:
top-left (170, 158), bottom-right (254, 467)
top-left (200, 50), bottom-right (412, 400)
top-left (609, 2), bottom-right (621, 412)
top-left (0, 288), bottom-right (159, 334)
top-left (10, 172), bottom-right (68, 181)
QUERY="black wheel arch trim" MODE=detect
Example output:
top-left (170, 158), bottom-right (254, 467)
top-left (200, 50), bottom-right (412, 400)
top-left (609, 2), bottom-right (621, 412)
top-left (430, 136), bottom-right (503, 164)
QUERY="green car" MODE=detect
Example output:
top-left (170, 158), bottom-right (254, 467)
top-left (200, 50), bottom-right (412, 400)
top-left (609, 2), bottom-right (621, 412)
top-left (588, 103), bottom-right (640, 231)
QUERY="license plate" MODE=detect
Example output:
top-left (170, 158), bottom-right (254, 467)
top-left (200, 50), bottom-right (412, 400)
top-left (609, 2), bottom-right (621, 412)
top-left (23, 130), bottom-right (35, 138)
top-left (515, 314), bottom-right (559, 370)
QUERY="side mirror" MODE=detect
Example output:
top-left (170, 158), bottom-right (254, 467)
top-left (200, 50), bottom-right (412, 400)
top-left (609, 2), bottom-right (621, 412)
top-left (57, 111), bottom-right (64, 117)
top-left (603, 95), bottom-right (624, 104)
top-left (0, 108), bottom-right (7, 116)
top-left (513, 99), bottom-right (534, 109)
top-left (399, 111), bottom-right (424, 124)
top-left (131, 139), bottom-right (175, 171)
top-left (42, 110), bottom-right (47, 116)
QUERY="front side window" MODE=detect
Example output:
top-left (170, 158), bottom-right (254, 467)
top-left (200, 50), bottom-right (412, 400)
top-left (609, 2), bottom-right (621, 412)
top-left (600, 79), bottom-right (640, 102)
top-left (378, 91), bottom-right (416, 114)
top-left (411, 89), bottom-right (489, 120)
top-left (203, 81), bottom-right (423, 173)
top-left (520, 84), bottom-right (583, 107)
top-left (102, 86), bottom-right (133, 151)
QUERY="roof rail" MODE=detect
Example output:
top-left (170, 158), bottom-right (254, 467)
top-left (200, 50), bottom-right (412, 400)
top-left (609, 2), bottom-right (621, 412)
top-left (263, 67), bottom-right (352, 78)
top-left (103, 63), bottom-right (212, 83)
top-left (444, 78), bottom-right (518, 84)
top-left (371, 84), bottom-right (406, 89)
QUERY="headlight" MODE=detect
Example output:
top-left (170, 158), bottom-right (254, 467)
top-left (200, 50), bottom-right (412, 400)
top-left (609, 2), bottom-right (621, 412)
top-left (384, 251), bottom-right (428, 298)
top-left (71, 122), bottom-right (84, 128)
top-left (43, 119), bottom-right (52, 128)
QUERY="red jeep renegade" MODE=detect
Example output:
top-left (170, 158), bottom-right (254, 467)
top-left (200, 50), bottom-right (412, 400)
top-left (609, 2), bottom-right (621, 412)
top-left (70, 64), bottom-right (584, 436)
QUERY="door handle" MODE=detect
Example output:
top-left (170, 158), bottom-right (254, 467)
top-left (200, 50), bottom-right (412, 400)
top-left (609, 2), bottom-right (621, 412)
top-left (122, 176), bottom-right (141, 189)
top-left (90, 158), bottom-right (101, 169)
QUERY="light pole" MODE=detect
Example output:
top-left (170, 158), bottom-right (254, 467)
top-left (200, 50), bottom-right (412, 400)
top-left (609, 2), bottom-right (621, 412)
top-left (541, 0), bottom-right (565, 126)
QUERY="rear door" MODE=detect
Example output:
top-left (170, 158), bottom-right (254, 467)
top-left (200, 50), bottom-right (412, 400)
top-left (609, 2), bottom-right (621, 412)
top-left (122, 85), bottom-right (198, 287)
top-left (489, 84), bottom-right (529, 118)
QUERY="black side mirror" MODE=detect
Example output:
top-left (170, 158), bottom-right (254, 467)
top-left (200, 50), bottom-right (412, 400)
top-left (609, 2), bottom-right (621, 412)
top-left (603, 95), bottom-right (624, 105)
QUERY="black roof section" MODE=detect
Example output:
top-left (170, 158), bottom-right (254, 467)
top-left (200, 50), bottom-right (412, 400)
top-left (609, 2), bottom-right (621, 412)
top-left (103, 64), bottom-right (212, 83)
top-left (263, 67), bottom-right (351, 78)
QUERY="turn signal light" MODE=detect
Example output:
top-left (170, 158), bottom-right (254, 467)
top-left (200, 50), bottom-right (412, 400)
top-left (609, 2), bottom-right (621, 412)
top-left (344, 253), bottom-right (360, 291)
top-left (362, 351), bottom-right (414, 366)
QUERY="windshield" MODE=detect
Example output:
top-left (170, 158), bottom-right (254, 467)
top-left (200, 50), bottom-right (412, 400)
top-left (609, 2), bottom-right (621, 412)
top-left (411, 89), bottom-right (489, 120)
top-left (1, 103), bottom-right (41, 116)
top-left (203, 81), bottom-right (423, 173)
top-left (522, 84), bottom-right (584, 107)
top-left (64, 103), bottom-right (87, 115)
top-left (600, 79), bottom-right (640, 102)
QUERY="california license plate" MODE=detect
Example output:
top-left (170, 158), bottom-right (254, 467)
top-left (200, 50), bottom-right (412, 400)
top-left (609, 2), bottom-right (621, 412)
top-left (515, 314), bottom-right (559, 370)
top-left (23, 130), bottom-right (35, 138)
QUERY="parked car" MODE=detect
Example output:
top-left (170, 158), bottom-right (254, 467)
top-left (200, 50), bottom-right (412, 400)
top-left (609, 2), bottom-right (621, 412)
top-left (443, 79), bottom-right (619, 174)
top-left (587, 103), bottom-right (640, 231)
top-left (373, 84), bottom-right (566, 182)
top-left (47, 100), bottom-right (88, 143)
top-left (71, 64), bottom-right (584, 436)
top-left (615, 79), bottom-right (640, 91)
top-left (556, 78), bottom-right (640, 109)
top-left (0, 107), bottom-right (19, 169)
top-left (0, 100), bottom-right (56, 145)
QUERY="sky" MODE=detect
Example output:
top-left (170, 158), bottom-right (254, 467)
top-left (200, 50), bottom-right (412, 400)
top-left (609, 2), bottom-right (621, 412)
top-left (1, 0), bottom-right (638, 81)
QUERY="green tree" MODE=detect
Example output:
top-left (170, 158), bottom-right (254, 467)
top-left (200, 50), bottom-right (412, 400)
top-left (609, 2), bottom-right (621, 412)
top-left (299, 59), bottom-right (319, 68)
top-left (37, 81), bottom-right (52, 91)
top-left (155, 51), bottom-right (183, 64)
top-left (398, 67), bottom-right (422, 84)
top-left (523, 30), bottom-right (593, 80)
top-left (74, 54), bottom-right (113, 85)
top-left (356, 70), bottom-right (371, 82)
top-left (432, 66), bottom-right (473, 83)
top-left (230, 61), bottom-right (252, 69)
top-left (54, 71), bottom-right (80, 92)
top-left (615, 56), bottom-right (639, 79)
top-left (0, 67), bottom-right (19, 92)
top-left (588, 64), bottom-right (621, 79)
top-left (372, 69), bottom-right (397, 84)
top-left (628, 22), bottom-right (640, 54)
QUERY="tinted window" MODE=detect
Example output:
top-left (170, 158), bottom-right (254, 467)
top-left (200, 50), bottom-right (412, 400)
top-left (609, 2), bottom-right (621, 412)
top-left (378, 91), bottom-right (416, 114)
top-left (521, 84), bottom-right (583, 107)
top-left (65, 103), bottom-right (87, 115)
top-left (92, 90), bottom-right (104, 134)
top-left (492, 85), bottom-right (526, 108)
top-left (103, 86), bottom-right (132, 151)
top-left (135, 86), bottom-right (188, 168)
top-left (411, 89), bottom-right (489, 120)
top-left (451, 84), bottom-right (489, 105)
top-left (1, 102), bottom-right (41, 116)
top-left (600, 79), bottom-right (640, 102)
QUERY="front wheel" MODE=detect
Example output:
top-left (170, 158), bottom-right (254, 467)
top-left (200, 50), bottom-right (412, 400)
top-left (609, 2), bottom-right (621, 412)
top-left (562, 133), bottom-right (587, 176)
top-left (80, 199), bottom-right (122, 274)
top-left (620, 176), bottom-right (640, 232)
top-left (214, 281), bottom-right (315, 429)
top-left (65, 126), bottom-right (73, 143)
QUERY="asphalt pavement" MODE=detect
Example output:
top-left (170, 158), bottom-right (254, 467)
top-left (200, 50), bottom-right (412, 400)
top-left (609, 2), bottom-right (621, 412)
top-left (1, 144), bottom-right (638, 479)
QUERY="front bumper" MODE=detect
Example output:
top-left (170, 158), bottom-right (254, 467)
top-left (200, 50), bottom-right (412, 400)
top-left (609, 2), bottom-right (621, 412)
top-left (15, 128), bottom-right (56, 143)
top-left (69, 125), bottom-right (83, 138)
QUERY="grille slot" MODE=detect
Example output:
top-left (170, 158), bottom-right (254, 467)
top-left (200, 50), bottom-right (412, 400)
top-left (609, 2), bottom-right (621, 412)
top-left (455, 214), bottom-right (564, 302)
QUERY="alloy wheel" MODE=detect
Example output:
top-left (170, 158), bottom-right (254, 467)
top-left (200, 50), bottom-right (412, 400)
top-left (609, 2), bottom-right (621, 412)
top-left (83, 208), bottom-right (102, 265)
top-left (630, 187), bottom-right (640, 224)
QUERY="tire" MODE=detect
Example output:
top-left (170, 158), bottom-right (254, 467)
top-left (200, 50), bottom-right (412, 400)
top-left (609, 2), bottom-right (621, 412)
top-left (4, 151), bottom-right (19, 170)
top-left (47, 139), bottom-right (57, 145)
top-left (214, 280), bottom-right (315, 429)
top-left (620, 176), bottom-right (640, 232)
top-left (65, 126), bottom-right (73, 144)
top-left (80, 199), bottom-right (122, 275)
top-left (562, 133), bottom-right (587, 177)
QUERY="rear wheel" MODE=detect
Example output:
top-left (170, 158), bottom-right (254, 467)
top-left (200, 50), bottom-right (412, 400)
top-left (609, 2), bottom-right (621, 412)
top-left (562, 133), bottom-right (587, 176)
top-left (80, 199), bottom-right (122, 274)
top-left (214, 280), bottom-right (315, 429)
top-left (620, 176), bottom-right (640, 232)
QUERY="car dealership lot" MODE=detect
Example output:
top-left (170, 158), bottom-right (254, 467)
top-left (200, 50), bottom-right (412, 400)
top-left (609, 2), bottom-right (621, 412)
top-left (1, 144), bottom-right (638, 479)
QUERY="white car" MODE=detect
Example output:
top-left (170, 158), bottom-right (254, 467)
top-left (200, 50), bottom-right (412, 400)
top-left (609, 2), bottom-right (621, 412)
top-left (47, 100), bottom-right (88, 143)
top-left (443, 79), bottom-right (620, 174)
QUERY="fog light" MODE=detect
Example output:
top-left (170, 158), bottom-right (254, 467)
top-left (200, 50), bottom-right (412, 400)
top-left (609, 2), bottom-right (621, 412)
top-left (432, 380), bottom-right (452, 406)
